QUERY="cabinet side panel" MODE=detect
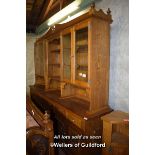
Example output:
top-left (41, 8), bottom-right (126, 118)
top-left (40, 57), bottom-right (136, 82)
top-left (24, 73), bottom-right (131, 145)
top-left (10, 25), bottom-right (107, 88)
top-left (44, 40), bottom-right (49, 89)
top-left (90, 18), bottom-right (110, 112)
top-left (34, 41), bottom-right (45, 86)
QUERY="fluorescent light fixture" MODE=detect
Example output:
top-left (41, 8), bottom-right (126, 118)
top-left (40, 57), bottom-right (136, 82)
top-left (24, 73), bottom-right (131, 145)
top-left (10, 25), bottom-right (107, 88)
top-left (36, 0), bottom-right (99, 34)
top-left (47, 0), bottom-right (82, 26)
top-left (59, 7), bottom-right (89, 24)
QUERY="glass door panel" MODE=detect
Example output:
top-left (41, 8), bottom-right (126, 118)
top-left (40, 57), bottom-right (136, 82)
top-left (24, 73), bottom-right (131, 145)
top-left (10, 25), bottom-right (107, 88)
top-left (75, 27), bottom-right (88, 82)
top-left (62, 33), bottom-right (71, 81)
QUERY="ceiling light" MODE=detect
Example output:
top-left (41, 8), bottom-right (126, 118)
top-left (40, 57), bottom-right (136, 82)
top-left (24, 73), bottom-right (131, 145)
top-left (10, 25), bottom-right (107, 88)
top-left (47, 0), bottom-right (82, 26)
top-left (59, 7), bottom-right (89, 24)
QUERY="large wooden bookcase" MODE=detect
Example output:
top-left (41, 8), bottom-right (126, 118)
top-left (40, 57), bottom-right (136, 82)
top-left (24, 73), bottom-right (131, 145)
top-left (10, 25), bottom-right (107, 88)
top-left (34, 5), bottom-right (112, 114)
top-left (31, 4), bottom-right (113, 155)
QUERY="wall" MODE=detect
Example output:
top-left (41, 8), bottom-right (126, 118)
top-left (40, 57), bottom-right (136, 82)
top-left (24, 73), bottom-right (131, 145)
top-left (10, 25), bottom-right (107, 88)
top-left (26, 34), bottom-right (37, 95)
top-left (26, 0), bottom-right (129, 112)
top-left (96, 0), bottom-right (129, 112)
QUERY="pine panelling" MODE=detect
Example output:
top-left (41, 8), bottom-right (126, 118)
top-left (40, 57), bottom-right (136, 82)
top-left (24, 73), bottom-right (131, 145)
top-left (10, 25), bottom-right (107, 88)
top-left (89, 17), bottom-right (110, 112)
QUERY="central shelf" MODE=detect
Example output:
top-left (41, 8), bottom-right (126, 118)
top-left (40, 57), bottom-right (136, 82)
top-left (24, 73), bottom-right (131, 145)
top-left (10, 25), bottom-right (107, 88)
top-left (50, 49), bottom-right (60, 53)
top-left (76, 65), bottom-right (88, 70)
top-left (49, 76), bottom-right (60, 81)
top-left (49, 63), bottom-right (60, 66)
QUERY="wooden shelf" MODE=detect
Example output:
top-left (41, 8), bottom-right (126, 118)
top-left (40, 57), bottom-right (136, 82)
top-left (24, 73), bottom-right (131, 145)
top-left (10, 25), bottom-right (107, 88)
top-left (64, 64), bottom-right (71, 66)
top-left (35, 74), bottom-right (44, 78)
top-left (76, 40), bottom-right (88, 46)
top-left (63, 48), bottom-right (71, 51)
top-left (49, 63), bottom-right (60, 66)
top-left (76, 65), bottom-right (88, 70)
top-left (50, 49), bottom-right (60, 53)
top-left (49, 76), bottom-right (60, 81)
top-left (76, 45), bottom-right (88, 51)
top-left (76, 45), bottom-right (88, 53)
top-left (48, 39), bottom-right (60, 45)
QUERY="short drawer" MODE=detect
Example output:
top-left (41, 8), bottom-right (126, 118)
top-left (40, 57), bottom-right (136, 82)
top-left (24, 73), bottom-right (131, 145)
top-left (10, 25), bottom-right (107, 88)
top-left (66, 112), bottom-right (82, 129)
top-left (57, 106), bottom-right (66, 117)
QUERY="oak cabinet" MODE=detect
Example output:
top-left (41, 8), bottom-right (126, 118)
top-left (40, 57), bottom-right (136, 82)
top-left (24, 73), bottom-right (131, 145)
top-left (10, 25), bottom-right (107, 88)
top-left (33, 3), bottom-right (113, 122)
top-left (33, 2), bottom-right (113, 120)
top-left (32, 4), bottom-right (113, 155)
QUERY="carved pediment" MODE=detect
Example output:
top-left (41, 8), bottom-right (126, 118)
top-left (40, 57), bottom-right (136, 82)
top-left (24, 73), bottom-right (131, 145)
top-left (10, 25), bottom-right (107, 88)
top-left (89, 3), bottom-right (113, 23)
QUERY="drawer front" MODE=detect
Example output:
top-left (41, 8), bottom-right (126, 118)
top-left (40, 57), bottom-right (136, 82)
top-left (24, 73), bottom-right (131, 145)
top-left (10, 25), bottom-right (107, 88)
top-left (56, 106), bottom-right (66, 117)
top-left (56, 117), bottom-right (67, 135)
top-left (66, 112), bottom-right (82, 129)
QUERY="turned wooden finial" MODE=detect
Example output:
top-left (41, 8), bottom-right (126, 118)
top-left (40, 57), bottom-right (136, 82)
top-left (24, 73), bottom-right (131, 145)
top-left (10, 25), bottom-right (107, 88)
top-left (43, 111), bottom-right (53, 132)
top-left (44, 111), bottom-right (50, 121)
top-left (91, 2), bottom-right (95, 9)
top-left (107, 8), bottom-right (111, 15)
top-left (89, 2), bottom-right (96, 14)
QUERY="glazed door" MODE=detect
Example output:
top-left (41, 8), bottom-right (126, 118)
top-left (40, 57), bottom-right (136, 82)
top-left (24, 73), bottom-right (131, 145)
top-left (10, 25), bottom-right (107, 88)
top-left (74, 21), bottom-right (90, 88)
top-left (61, 29), bottom-right (72, 83)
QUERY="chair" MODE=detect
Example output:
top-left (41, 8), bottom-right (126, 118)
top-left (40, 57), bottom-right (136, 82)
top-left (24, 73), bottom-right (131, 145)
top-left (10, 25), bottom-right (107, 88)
top-left (26, 96), bottom-right (55, 155)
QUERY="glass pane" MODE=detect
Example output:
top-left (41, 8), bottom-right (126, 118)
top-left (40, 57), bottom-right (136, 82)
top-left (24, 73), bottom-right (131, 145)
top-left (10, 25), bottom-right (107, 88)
top-left (75, 27), bottom-right (88, 82)
top-left (63, 33), bottom-right (71, 80)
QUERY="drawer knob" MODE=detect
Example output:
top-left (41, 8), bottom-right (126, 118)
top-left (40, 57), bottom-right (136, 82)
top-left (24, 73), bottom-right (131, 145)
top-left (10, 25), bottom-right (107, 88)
top-left (32, 110), bottom-right (34, 115)
top-left (83, 117), bottom-right (88, 120)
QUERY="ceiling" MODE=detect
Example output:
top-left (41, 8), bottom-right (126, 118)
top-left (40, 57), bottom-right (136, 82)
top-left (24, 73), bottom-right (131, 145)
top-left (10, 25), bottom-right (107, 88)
top-left (26, 0), bottom-right (74, 33)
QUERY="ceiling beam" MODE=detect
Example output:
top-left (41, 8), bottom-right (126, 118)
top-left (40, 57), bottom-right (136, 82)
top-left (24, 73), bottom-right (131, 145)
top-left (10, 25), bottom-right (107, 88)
top-left (39, 0), bottom-right (54, 24)
top-left (60, 0), bottom-right (64, 10)
top-left (27, 0), bottom-right (37, 22)
top-left (28, 0), bottom-right (44, 24)
top-left (38, 0), bottom-right (62, 25)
